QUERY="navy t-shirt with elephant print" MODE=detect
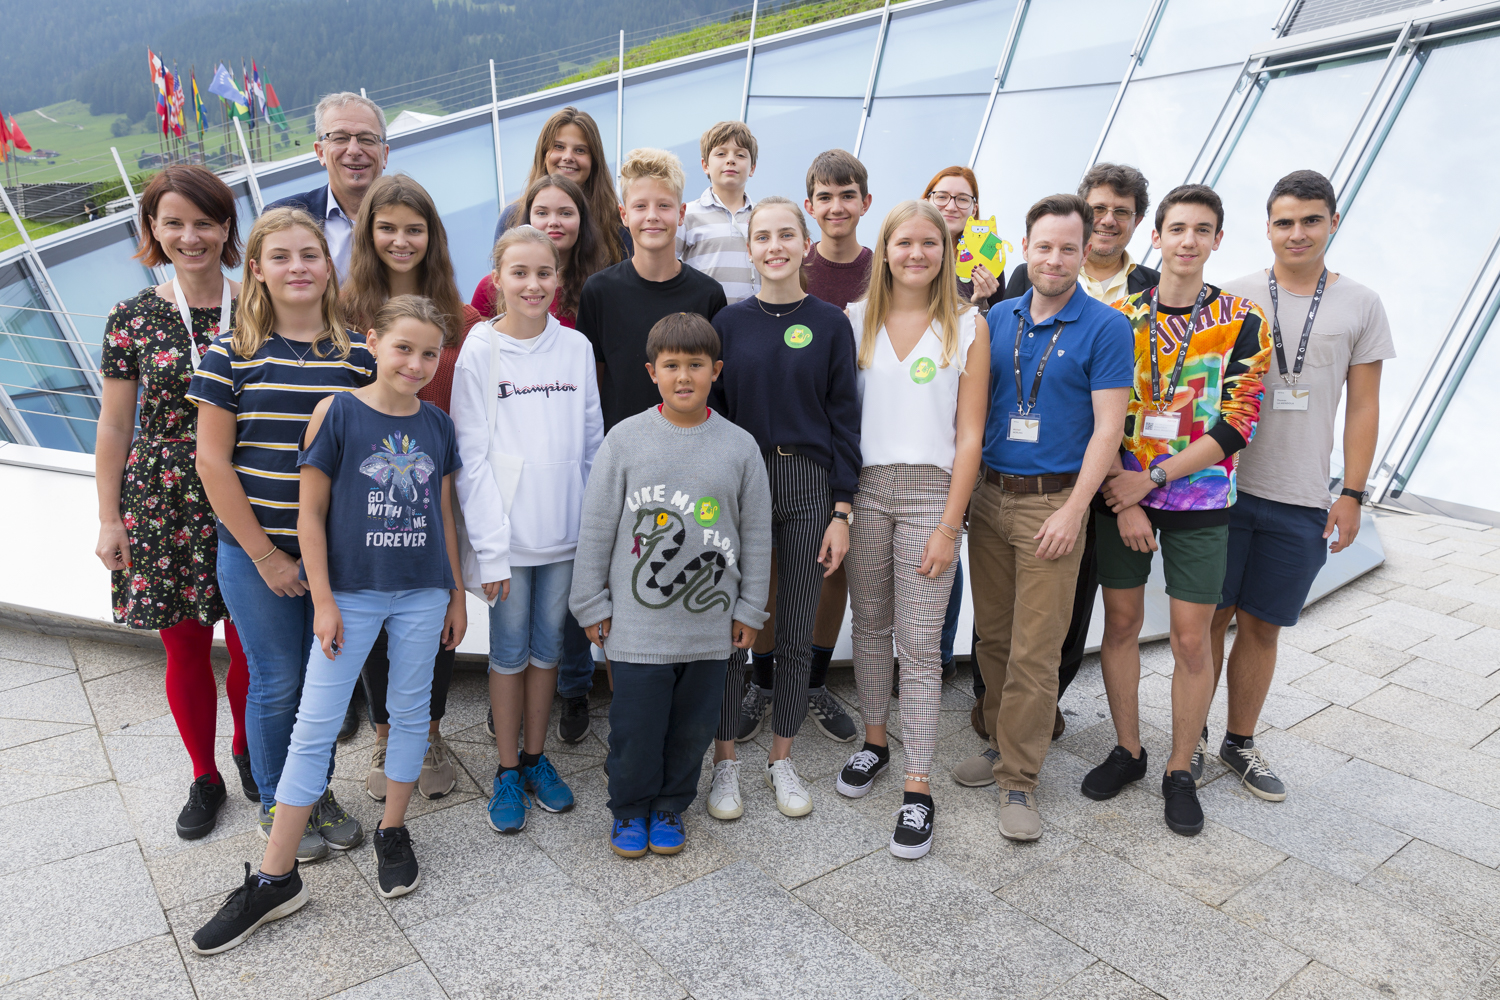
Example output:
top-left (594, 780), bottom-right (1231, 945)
top-left (298, 391), bottom-right (461, 594)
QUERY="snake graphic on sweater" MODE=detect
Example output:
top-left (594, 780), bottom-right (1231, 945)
top-left (629, 507), bottom-right (731, 613)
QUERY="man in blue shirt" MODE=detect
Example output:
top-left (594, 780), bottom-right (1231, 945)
top-left (956, 194), bottom-right (1132, 842)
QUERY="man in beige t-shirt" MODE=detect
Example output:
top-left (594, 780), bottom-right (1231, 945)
top-left (1212, 170), bottom-right (1395, 802)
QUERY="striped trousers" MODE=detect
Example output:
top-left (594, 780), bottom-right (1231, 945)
top-left (846, 464), bottom-right (958, 777)
top-left (717, 452), bottom-right (831, 742)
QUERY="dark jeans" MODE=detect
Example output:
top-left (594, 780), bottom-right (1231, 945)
top-left (362, 627), bottom-right (455, 725)
top-left (972, 512), bottom-right (1096, 703)
top-left (557, 610), bottom-right (596, 700)
top-left (606, 659), bottom-right (726, 820)
top-left (941, 557), bottom-right (963, 666)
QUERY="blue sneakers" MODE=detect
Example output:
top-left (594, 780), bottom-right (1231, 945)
top-left (609, 817), bottom-right (648, 858)
top-left (522, 755), bottom-right (575, 813)
top-left (487, 770), bottom-right (531, 834)
top-left (648, 811), bottom-right (686, 855)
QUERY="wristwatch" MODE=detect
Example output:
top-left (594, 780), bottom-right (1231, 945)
top-left (1148, 466), bottom-right (1168, 488)
top-left (830, 510), bottom-right (851, 523)
top-left (1340, 487), bottom-right (1370, 504)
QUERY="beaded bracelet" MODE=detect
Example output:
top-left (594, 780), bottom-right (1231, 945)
top-left (903, 773), bottom-right (931, 783)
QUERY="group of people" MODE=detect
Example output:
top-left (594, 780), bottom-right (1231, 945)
top-left (91, 89), bottom-right (1392, 956)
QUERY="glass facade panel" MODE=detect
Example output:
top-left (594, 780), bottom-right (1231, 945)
top-left (256, 167), bottom-right (324, 208)
top-left (46, 230), bottom-right (155, 368)
top-left (1137, 0), bottom-right (1284, 76)
top-left (498, 91), bottom-right (618, 212)
top-left (1208, 54), bottom-right (1386, 281)
top-left (751, 23), bottom-right (881, 98)
top-left (873, 0), bottom-right (1018, 97)
top-left (1003, 0), bottom-right (1151, 92)
top-left (387, 123), bottom-right (500, 294)
top-left (860, 95), bottom-right (988, 207)
top-left (0, 269), bottom-right (99, 452)
top-left (745, 96), bottom-right (864, 204)
top-left (1400, 315), bottom-right (1498, 510)
top-left (973, 83), bottom-right (1120, 245)
top-left (623, 60), bottom-right (744, 183)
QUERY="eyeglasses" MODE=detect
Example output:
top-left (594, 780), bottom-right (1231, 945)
top-left (319, 131), bottom-right (384, 149)
top-left (1091, 206), bottom-right (1136, 223)
top-left (928, 192), bottom-right (975, 210)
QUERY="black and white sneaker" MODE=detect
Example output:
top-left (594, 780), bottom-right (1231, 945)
top-left (176, 773), bottom-right (227, 840)
top-left (1189, 727), bottom-right (1210, 787)
top-left (558, 695), bottom-right (590, 744)
top-left (736, 687), bottom-right (769, 742)
top-left (1162, 770), bottom-right (1204, 836)
top-left (190, 863), bottom-right (308, 955)
top-left (808, 689), bottom-right (857, 742)
top-left (1220, 738), bottom-right (1287, 801)
top-left (890, 800), bottom-right (934, 859)
top-left (835, 749), bottom-right (888, 798)
top-left (372, 824), bottom-right (421, 898)
top-left (485, 706), bottom-right (496, 739)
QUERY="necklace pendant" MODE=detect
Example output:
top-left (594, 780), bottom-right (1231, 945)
top-left (297, 359), bottom-right (306, 367)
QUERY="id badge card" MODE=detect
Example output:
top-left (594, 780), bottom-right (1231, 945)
top-left (1141, 409), bottom-right (1185, 440)
top-left (1273, 388), bottom-right (1311, 411)
top-left (1008, 414), bottom-right (1040, 443)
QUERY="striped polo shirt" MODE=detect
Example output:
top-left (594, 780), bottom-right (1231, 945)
top-left (678, 187), bottom-right (759, 304)
top-left (187, 332), bottom-right (375, 555)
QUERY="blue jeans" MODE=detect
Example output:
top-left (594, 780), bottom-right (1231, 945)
top-left (488, 561), bottom-right (572, 674)
top-left (606, 659), bottom-right (726, 820)
top-left (941, 557), bottom-right (963, 666)
top-left (217, 540), bottom-right (327, 810)
top-left (557, 610), bottom-right (596, 699)
top-left (278, 588), bottom-right (448, 806)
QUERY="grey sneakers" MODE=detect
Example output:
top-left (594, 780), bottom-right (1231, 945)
top-left (313, 789), bottom-right (364, 850)
top-left (1189, 727), bottom-right (1210, 787)
top-left (951, 748), bottom-right (1000, 787)
top-left (259, 805), bottom-right (328, 863)
top-left (1220, 738), bottom-right (1287, 801)
top-left (997, 788), bottom-right (1041, 841)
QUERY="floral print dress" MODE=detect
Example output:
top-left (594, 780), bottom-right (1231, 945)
top-left (102, 288), bottom-right (237, 629)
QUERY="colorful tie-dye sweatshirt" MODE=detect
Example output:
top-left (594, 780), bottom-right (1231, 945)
top-left (1102, 285), bottom-right (1272, 528)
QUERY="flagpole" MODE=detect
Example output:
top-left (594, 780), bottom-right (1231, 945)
top-left (234, 118), bottom-right (263, 215)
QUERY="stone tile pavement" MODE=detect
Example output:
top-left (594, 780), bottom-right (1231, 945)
top-left (1, 509), bottom-right (1498, 999)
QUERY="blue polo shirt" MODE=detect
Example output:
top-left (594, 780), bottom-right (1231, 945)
top-left (982, 286), bottom-right (1134, 477)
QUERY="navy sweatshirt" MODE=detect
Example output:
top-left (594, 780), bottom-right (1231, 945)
top-left (710, 295), bottom-right (862, 503)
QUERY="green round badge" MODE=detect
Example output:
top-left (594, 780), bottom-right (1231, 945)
top-left (784, 324), bottom-right (813, 349)
top-left (694, 497), bottom-right (721, 527)
top-left (910, 357), bottom-right (937, 384)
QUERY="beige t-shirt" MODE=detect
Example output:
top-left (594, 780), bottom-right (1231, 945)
top-left (1221, 270), bottom-right (1395, 510)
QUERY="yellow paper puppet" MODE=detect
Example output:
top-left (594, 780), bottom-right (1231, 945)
top-left (955, 215), bottom-right (1011, 281)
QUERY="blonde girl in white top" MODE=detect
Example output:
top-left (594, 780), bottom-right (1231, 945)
top-left (837, 200), bottom-right (988, 860)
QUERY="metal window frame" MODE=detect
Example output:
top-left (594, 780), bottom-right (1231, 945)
top-left (853, 0), bottom-right (894, 156)
top-left (0, 385), bottom-right (41, 447)
top-left (968, 0), bottom-right (1030, 168)
top-left (1084, 0), bottom-right (1170, 173)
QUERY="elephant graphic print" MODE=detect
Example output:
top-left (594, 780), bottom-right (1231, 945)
top-left (361, 432), bottom-right (437, 543)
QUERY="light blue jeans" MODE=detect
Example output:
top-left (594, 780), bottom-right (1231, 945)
top-left (277, 588), bottom-right (449, 807)
top-left (488, 560), bottom-right (572, 674)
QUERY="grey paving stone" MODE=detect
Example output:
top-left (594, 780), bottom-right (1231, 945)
top-left (1267, 962), bottom-right (1393, 1000)
top-left (1311, 759), bottom-right (1500, 867)
top-left (1223, 859), bottom-right (1497, 1000)
top-left (1404, 627), bottom-right (1500, 677)
top-left (322, 962), bottom-right (449, 1000)
top-left (1381, 584), bottom-right (1474, 616)
top-left (2, 782), bottom-right (134, 876)
top-left (145, 829), bottom-right (265, 910)
top-left (0, 718), bottom-right (88, 753)
top-left (1280, 620), bottom-right (1345, 654)
top-left (408, 871), bottom-right (685, 1000)
top-left (1291, 705), bottom-right (1500, 809)
top-left (1297, 588), bottom-right (1383, 629)
top-left (1350, 684), bottom-right (1500, 747)
top-left (0, 842), bottom-right (168, 986)
top-left (67, 638), bottom-right (166, 683)
top-left (1049, 782), bottom-right (1286, 905)
top-left (84, 662), bottom-right (171, 735)
top-left (1265, 643), bottom-right (1330, 683)
top-left (794, 852), bottom-right (1090, 1000)
top-left (0, 660), bottom-right (72, 694)
top-left (1452, 601), bottom-right (1500, 630)
top-left (118, 768), bottom-right (262, 861)
top-left (1044, 962), bottom-right (1166, 1000)
top-left (998, 845), bottom-right (1305, 1000)
top-left (1387, 657), bottom-right (1500, 709)
top-left (346, 795), bottom-right (559, 928)
top-left (0, 727), bottom-right (113, 805)
top-left (1359, 599), bottom-right (1482, 642)
top-left (168, 854), bottom-right (417, 1000)
top-left (621, 860), bottom-right (908, 1000)
top-left (1229, 728), bottom-right (1351, 789)
top-left (0, 673), bottom-right (95, 725)
top-left (1339, 615), bottom-right (1434, 653)
top-left (0, 627), bottom-right (75, 669)
top-left (1196, 778), bottom-right (1407, 882)
top-left (0, 934), bottom-right (193, 1000)
top-left (104, 731), bottom-right (233, 786)
top-left (1478, 728), bottom-right (1500, 759)
top-left (1359, 839), bottom-right (1500, 947)
top-left (1316, 636), bottom-right (1412, 677)
top-left (1292, 664), bottom-right (1387, 707)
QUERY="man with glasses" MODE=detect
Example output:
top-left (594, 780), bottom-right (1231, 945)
top-left (265, 92), bottom-right (389, 282)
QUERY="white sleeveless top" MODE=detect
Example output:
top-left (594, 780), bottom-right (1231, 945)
top-left (851, 300), bottom-right (979, 474)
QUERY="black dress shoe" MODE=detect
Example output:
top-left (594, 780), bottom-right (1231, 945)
top-left (338, 693), bottom-right (361, 741)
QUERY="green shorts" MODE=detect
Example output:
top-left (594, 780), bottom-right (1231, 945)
top-left (1095, 514), bottom-right (1228, 606)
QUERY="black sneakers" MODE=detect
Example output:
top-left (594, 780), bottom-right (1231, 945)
top-left (485, 706), bottom-right (496, 738)
top-left (176, 773), bottom-right (228, 840)
top-left (1081, 745), bottom-right (1147, 801)
top-left (338, 690), bottom-right (362, 741)
top-left (558, 695), bottom-right (590, 744)
top-left (808, 688), bottom-right (857, 742)
top-left (372, 824), bottom-right (421, 898)
top-left (736, 686), bottom-right (768, 742)
top-left (1162, 770), bottom-right (1204, 836)
top-left (190, 862), bottom-right (308, 955)
top-left (1220, 738), bottom-right (1287, 801)
top-left (835, 748), bottom-right (888, 798)
top-left (890, 798), bottom-right (934, 859)
top-left (232, 752), bottom-right (258, 802)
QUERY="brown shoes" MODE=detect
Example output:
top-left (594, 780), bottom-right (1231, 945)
top-left (1053, 707), bottom-right (1065, 741)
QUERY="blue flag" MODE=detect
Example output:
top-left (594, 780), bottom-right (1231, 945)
top-left (208, 63), bottom-right (249, 107)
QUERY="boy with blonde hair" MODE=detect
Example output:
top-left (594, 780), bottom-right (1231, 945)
top-left (678, 121), bottom-right (759, 304)
top-left (579, 148), bottom-right (727, 431)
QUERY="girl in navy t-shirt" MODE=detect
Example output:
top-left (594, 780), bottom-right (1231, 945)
top-left (191, 295), bottom-right (464, 954)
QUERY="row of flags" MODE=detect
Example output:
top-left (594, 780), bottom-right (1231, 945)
top-left (148, 51), bottom-right (288, 140)
top-left (0, 109), bottom-right (33, 163)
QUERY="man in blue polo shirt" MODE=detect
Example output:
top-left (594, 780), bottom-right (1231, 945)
top-left (954, 193), bottom-right (1132, 841)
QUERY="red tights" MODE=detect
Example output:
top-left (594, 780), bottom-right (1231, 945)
top-left (159, 619), bottom-right (249, 781)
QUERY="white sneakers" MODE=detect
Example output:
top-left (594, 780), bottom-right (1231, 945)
top-left (707, 759), bottom-right (744, 819)
top-left (765, 757), bottom-right (813, 817)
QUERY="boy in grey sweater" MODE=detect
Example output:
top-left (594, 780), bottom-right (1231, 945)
top-left (570, 313), bottom-right (771, 858)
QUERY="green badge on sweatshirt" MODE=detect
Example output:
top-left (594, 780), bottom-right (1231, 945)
top-left (910, 357), bottom-right (937, 384)
top-left (694, 497), bottom-right (721, 527)
top-left (784, 324), bottom-right (813, 349)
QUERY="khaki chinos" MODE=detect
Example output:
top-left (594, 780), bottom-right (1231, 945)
top-left (969, 476), bottom-right (1082, 791)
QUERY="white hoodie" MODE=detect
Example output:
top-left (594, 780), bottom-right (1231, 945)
top-left (452, 315), bottom-right (604, 583)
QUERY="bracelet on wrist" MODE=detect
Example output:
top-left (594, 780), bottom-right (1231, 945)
top-left (251, 544), bottom-right (279, 565)
top-left (936, 525), bottom-right (959, 541)
top-left (939, 520), bottom-right (963, 535)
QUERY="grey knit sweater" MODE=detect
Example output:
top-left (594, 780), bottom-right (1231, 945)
top-left (569, 407), bottom-right (772, 664)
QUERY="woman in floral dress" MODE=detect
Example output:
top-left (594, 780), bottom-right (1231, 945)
top-left (94, 165), bottom-right (252, 841)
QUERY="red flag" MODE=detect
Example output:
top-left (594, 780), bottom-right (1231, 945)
top-left (8, 116), bottom-right (30, 152)
top-left (0, 110), bottom-right (11, 148)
